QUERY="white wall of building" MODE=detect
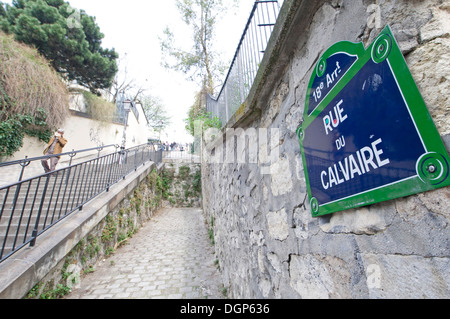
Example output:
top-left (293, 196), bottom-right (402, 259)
top-left (9, 93), bottom-right (150, 162)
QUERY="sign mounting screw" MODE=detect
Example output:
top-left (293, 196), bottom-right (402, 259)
top-left (427, 164), bottom-right (437, 173)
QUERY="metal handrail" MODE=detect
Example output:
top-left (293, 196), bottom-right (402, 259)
top-left (0, 143), bottom-right (162, 263)
top-left (0, 144), bottom-right (117, 168)
top-left (206, 0), bottom-right (283, 127)
top-left (162, 151), bottom-right (201, 163)
top-left (0, 144), bottom-right (120, 188)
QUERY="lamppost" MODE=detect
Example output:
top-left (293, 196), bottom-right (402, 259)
top-left (121, 99), bottom-right (132, 150)
top-left (120, 99), bottom-right (132, 164)
top-left (158, 120), bottom-right (163, 143)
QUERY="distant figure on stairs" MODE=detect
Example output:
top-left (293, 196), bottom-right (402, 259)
top-left (41, 129), bottom-right (68, 174)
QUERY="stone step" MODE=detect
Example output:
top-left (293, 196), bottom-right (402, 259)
top-left (1, 199), bottom-right (75, 220)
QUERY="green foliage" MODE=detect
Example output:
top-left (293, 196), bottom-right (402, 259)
top-left (0, 2), bottom-right (6, 18)
top-left (21, 108), bottom-right (53, 141)
top-left (0, 116), bottom-right (24, 158)
top-left (0, 0), bottom-right (118, 93)
top-left (192, 169), bottom-right (201, 194)
top-left (82, 90), bottom-right (116, 122)
top-left (209, 216), bottom-right (215, 245)
top-left (183, 89), bottom-right (221, 137)
top-left (101, 215), bottom-right (117, 242)
top-left (28, 280), bottom-right (71, 299)
top-left (185, 110), bottom-right (221, 137)
top-left (140, 94), bottom-right (172, 133)
top-left (179, 165), bottom-right (191, 180)
top-left (0, 76), bottom-right (11, 108)
top-left (161, 169), bottom-right (174, 200)
top-left (39, 284), bottom-right (71, 299)
top-left (133, 189), bottom-right (143, 215)
top-left (26, 283), bottom-right (43, 299)
top-left (0, 110), bottom-right (52, 158)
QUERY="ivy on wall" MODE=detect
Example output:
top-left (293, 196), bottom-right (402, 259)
top-left (0, 109), bottom-right (52, 159)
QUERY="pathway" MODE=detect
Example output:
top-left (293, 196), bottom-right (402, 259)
top-left (65, 208), bottom-right (224, 299)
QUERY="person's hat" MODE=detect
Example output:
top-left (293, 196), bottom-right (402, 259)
top-left (58, 129), bottom-right (65, 133)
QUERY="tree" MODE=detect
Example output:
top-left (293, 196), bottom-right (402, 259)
top-left (160, 0), bottom-right (237, 135)
top-left (184, 90), bottom-right (220, 137)
top-left (0, 2), bottom-right (6, 17)
top-left (160, 0), bottom-right (238, 94)
top-left (0, 0), bottom-right (118, 93)
top-left (109, 56), bottom-right (147, 103)
top-left (140, 95), bottom-right (172, 135)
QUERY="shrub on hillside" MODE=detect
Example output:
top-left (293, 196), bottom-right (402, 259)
top-left (0, 31), bottom-right (69, 159)
top-left (82, 90), bottom-right (116, 123)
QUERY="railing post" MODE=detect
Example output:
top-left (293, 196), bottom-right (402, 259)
top-left (10, 158), bottom-right (30, 220)
top-left (97, 145), bottom-right (103, 158)
top-left (66, 150), bottom-right (76, 185)
top-left (18, 157), bottom-right (30, 182)
top-left (106, 152), bottom-right (115, 192)
top-left (30, 176), bottom-right (50, 247)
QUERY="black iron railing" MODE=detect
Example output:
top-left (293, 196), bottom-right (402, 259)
top-left (0, 143), bottom-right (162, 263)
top-left (206, 0), bottom-right (283, 127)
top-left (162, 151), bottom-right (201, 163)
top-left (0, 144), bottom-right (118, 185)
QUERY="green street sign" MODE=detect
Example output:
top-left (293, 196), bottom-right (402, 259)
top-left (297, 25), bottom-right (450, 217)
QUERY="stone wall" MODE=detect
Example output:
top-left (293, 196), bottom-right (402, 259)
top-left (162, 162), bottom-right (202, 208)
top-left (201, 0), bottom-right (450, 299)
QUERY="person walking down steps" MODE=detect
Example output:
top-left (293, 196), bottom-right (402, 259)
top-left (41, 129), bottom-right (67, 174)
